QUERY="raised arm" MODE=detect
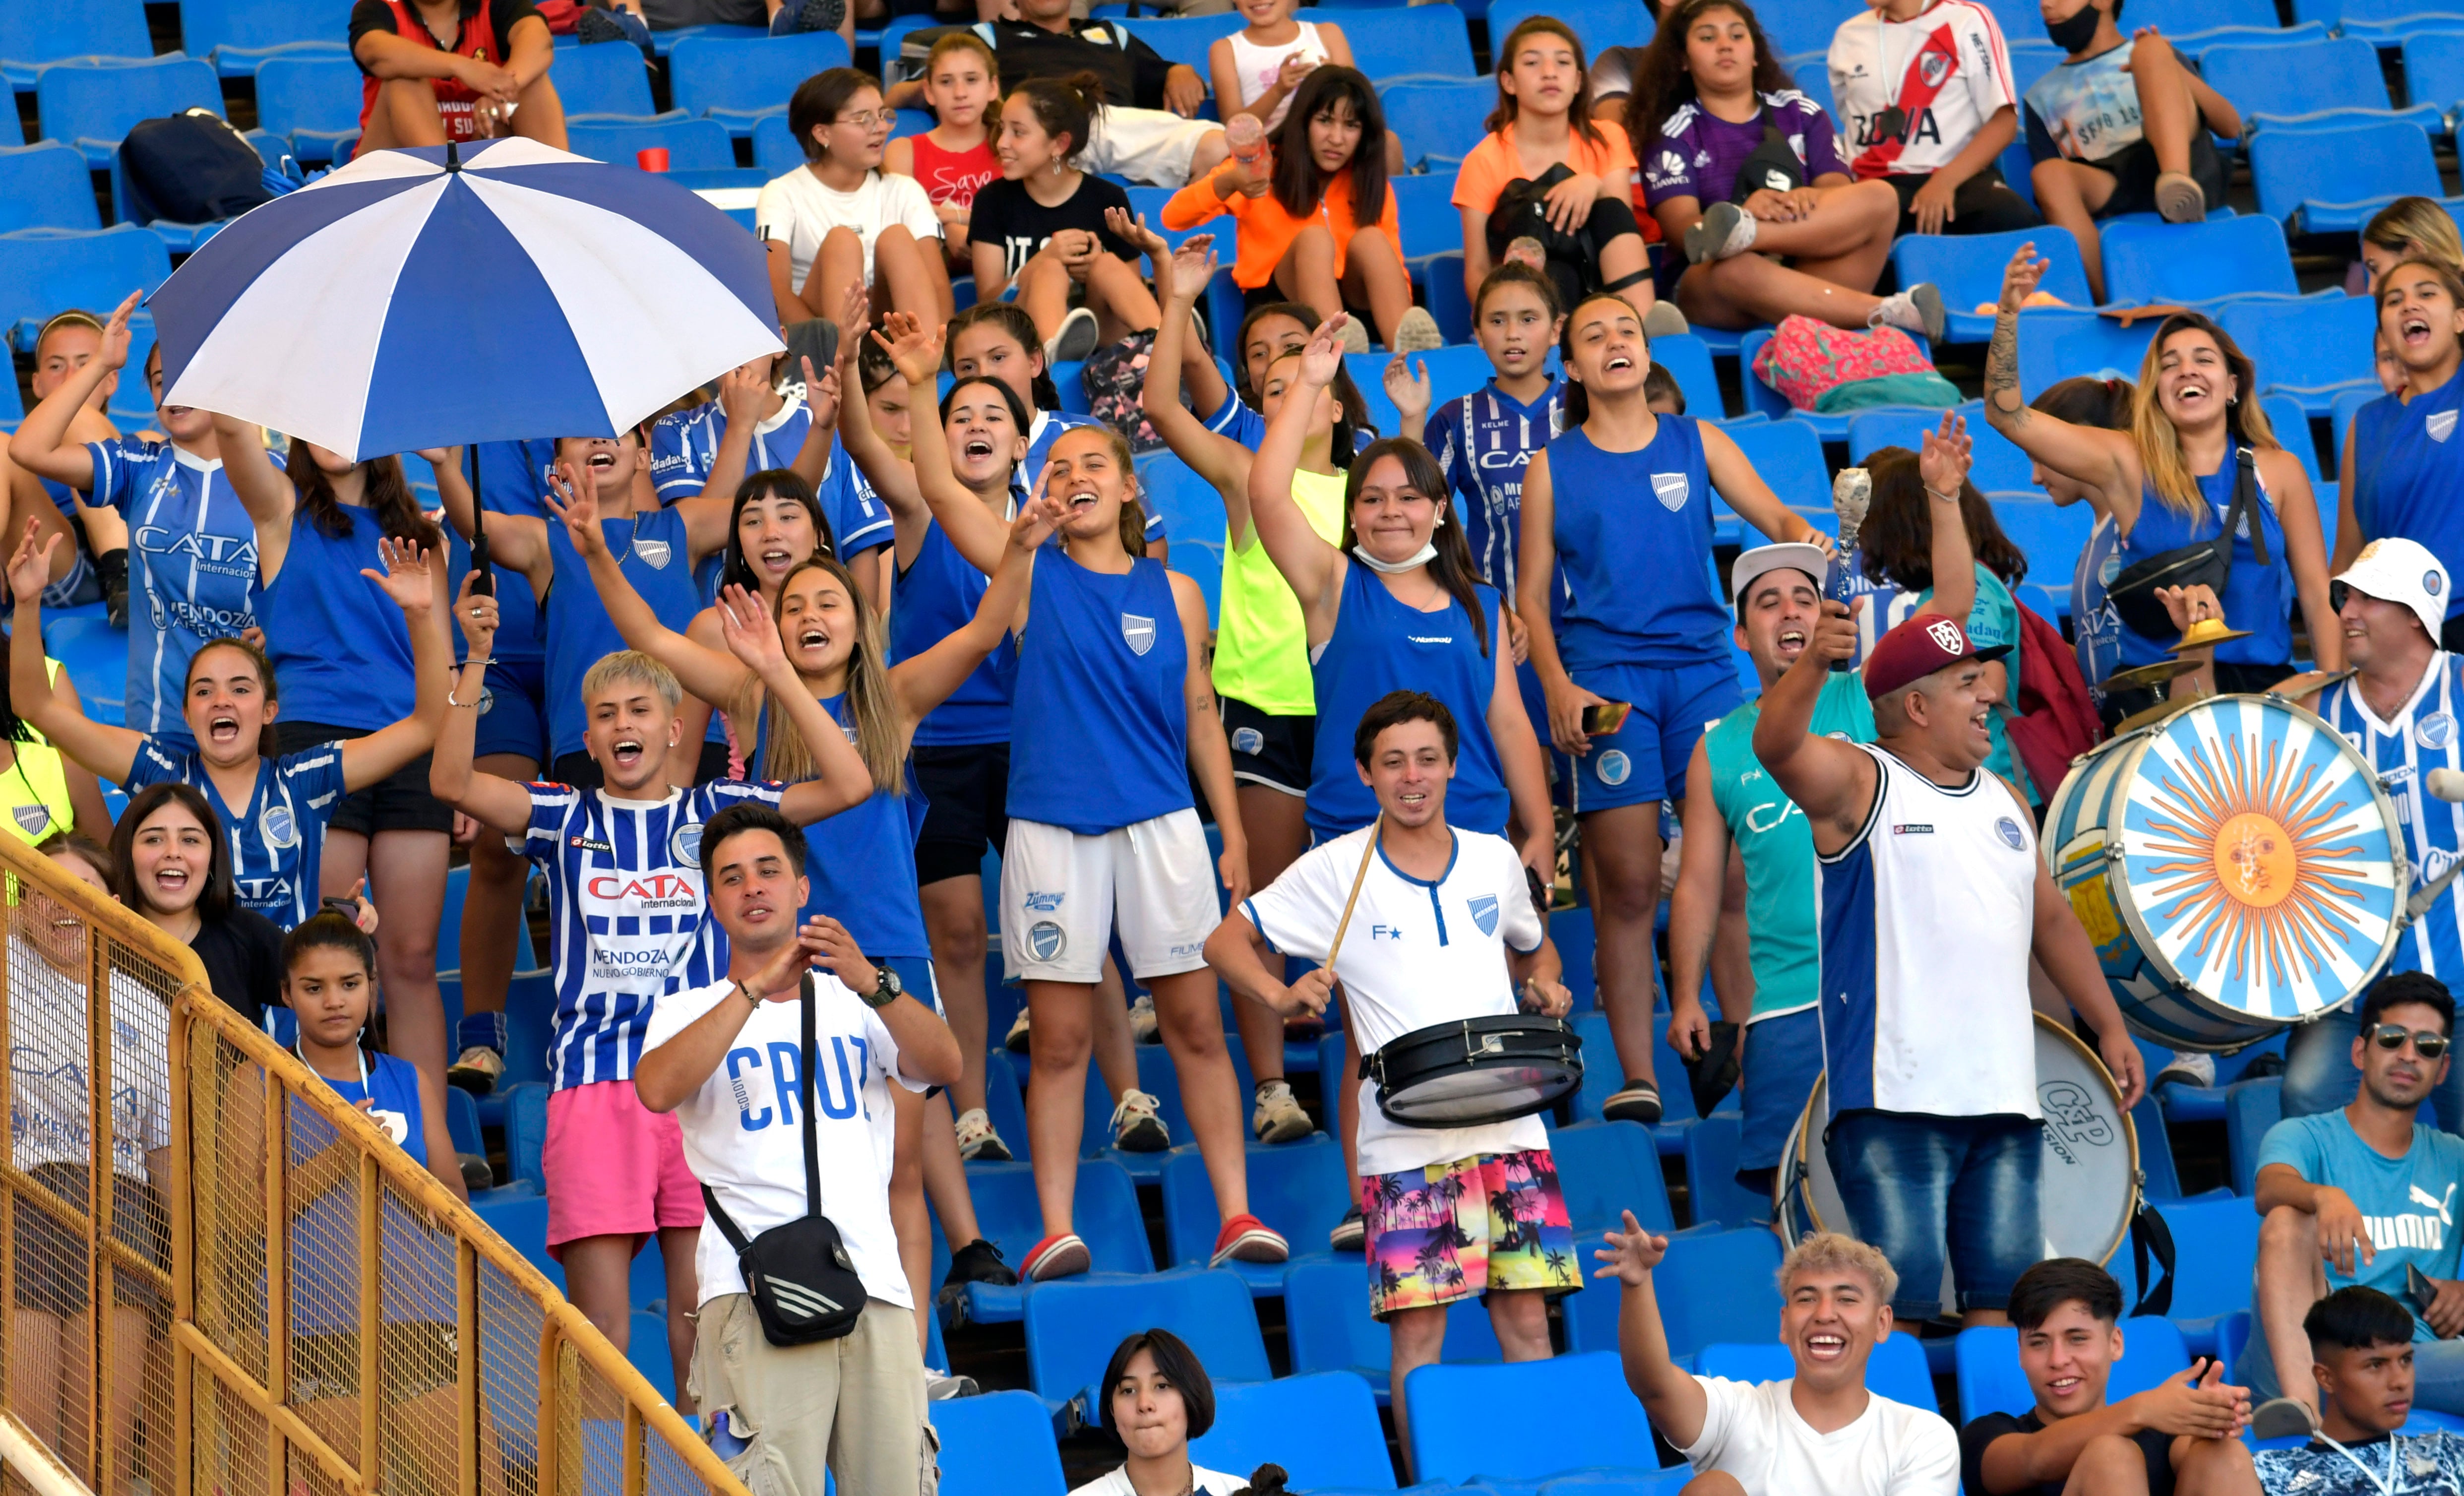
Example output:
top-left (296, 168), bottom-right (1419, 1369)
top-left (430, 575), bottom-right (539, 835)
top-left (8, 292), bottom-right (136, 491)
top-left (688, 362), bottom-right (775, 506)
top-left (334, 540), bottom-right (451, 792)
top-left (1982, 243), bottom-right (2139, 499)
top-left (544, 462), bottom-right (755, 711)
top-left (48, 664), bottom-right (114, 843)
top-left (1702, 422), bottom-right (1826, 539)
top-left (1247, 315), bottom-right (1350, 640)
top-left (209, 413), bottom-right (300, 584)
top-left (887, 494), bottom-right (1055, 734)
top-left (714, 584), bottom-right (873, 823)
top-left (1176, 570), bottom-right (1249, 907)
top-left (1133, 229), bottom-right (1255, 531)
top-left (1918, 410), bottom-right (1978, 626)
top-left (884, 316), bottom-right (1009, 577)
top-left (1595, 1214), bottom-right (1710, 1448)
top-left (1751, 597), bottom-right (1880, 848)
top-left (6, 524), bottom-right (142, 783)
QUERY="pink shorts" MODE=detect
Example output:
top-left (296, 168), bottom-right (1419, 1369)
top-left (543, 1079), bottom-right (703, 1259)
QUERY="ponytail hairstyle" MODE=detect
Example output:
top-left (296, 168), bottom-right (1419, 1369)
top-left (1271, 66), bottom-right (1387, 224)
top-left (282, 909), bottom-right (378, 986)
top-left (185, 636), bottom-right (284, 760)
top-left (946, 302), bottom-right (1063, 412)
top-left (1487, 17), bottom-right (1606, 154)
top-left (2032, 374), bottom-right (2136, 431)
top-left (1339, 437), bottom-right (1491, 657)
top-left (1557, 291), bottom-right (1647, 427)
top-left (719, 468), bottom-right (836, 597)
top-left (2131, 311), bottom-right (2277, 519)
top-left (733, 556), bottom-right (907, 796)
top-left (1856, 446), bottom-right (2029, 589)
top-left (1626, 0), bottom-right (1792, 156)
top-left (1007, 70), bottom-right (1107, 162)
top-left (789, 67), bottom-right (884, 162)
top-left (286, 438), bottom-right (442, 552)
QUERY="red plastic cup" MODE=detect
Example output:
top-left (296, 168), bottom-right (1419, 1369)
top-left (636, 147), bottom-right (671, 172)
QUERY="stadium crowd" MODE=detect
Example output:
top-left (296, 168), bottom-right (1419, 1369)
top-left (4, 0), bottom-right (2464, 1491)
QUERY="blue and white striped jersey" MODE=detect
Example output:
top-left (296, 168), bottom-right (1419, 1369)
top-left (1424, 378), bottom-right (1566, 600)
top-left (2321, 652), bottom-right (2464, 982)
top-left (123, 737), bottom-right (347, 930)
top-left (525, 777), bottom-right (786, 1090)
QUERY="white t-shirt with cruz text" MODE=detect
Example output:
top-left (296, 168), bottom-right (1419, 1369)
top-left (638, 972), bottom-right (925, 1309)
top-left (1240, 824), bottom-right (1548, 1176)
top-left (1682, 1377), bottom-right (1961, 1496)
top-left (1827, 0), bottom-right (2019, 180)
top-left (753, 167), bottom-right (943, 291)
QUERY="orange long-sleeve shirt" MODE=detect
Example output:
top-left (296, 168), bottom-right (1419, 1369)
top-left (1162, 170), bottom-right (1404, 290)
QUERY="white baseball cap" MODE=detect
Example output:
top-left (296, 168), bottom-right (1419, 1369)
top-left (1730, 542), bottom-right (1833, 614)
top-left (2334, 536), bottom-right (2450, 642)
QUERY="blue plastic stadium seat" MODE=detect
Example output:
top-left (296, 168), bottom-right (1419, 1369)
top-left (1192, 1372), bottom-right (1399, 1492)
top-left (1484, 0), bottom-right (1651, 61)
top-left (1990, 495), bottom-right (2094, 594)
top-left (36, 56), bottom-right (227, 167)
top-left (750, 112), bottom-right (802, 177)
top-left (471, 1191), bottom-right (560, 1285)
top-left (2400, 33), bottom-right (2464, 115)
top-left (550, 40), bottom-right (659, 119)
top-left (2262, 392), bottom-right (2327, 484)
top-left (1025, 1268), bottom-right (1270, 1424)
top-left (1697, 1333), bottom-right (1938, 1413)
top-left (1283, 1258), bottom-right (1504, 1403)
top-left (1161, 1136), bottom-right (1348, 1293)
top-left (1721, 417), bottom-right (1832, 512)
top-left (1123, 183), bottom-right (1236, 258)
top-left (0, 142), bottom-right (103, 233)
top-left (1680, 1115), bottom-right (1771, 1230)
top-left (2100, 214), bottom-right (2297, 307)
top-left (567, 116), bottom-right (739, 172)
top-left (1115, 12), bottom-right (1247, 71)
top-left (1653, 333), bottom-right (1725, 420)
top-left (931, 1390), bottom-right (1069, 1496)
top-left (1889, 225), bottom-right (2091, 338)
top-left (2129, 0), bottom-right (2299, 40)
top-left (2014, 307), bottom-right (2158, 401)
top-left (2198, 37), bottom-right (2447, 133)
top-left (941, 1157), bottom-right (1150, 1323)
top-left (2225, 1077), bottom-right (2283, 1196)
top-left (2219, 295), bottom-right (2381, 412)
top-left (1079, 1039), bottom-right (1251, 1175)
top-left (2332, 383), bottom-right (2381, 464)
top-left (669, 31), bottom-right (853, 132)
top-left (1392, 172), bottom-right (1458, 265)
top-left (1549, 1120), bottom-right (1677, 1233)
top-left (2293, 0), bottom-right (2464, 33)
top-left (1344, 5), bottom-right (1477, 82)
top-left (254, 54), bottom-right (365, 164)
top-left (181, 0), bottom-right (352, 76)
top-left (1955, 1317), bottom-right (2193, 1423)
top-left (1381, 79), bottom-right (1492, 170)
top-left (0, 227), bottom-right (175, 352)
top-left (1344, 346), bottom-right (1506, 431)
top-left (0, 0), bottom-right (153, 91)
top-left (2248, 120), bottom-right (2446, 234)
top-left (1539, 1475), bottom-right (1692, 1496)
top-left (1406, 1353), bottom-right (1659, 1486)
top-left (1755, 2), bottom-right (1842, 55)
top-left (499, 1080), bottom-right (549, 1191)
top-left (1563, 1225), bottom-right (1782, 1359)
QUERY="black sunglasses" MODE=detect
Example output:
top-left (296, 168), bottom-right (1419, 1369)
top-left (2366, 1023), bottom-right (2451, 1059)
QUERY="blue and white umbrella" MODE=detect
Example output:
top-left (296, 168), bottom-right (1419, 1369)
top-left (150, 137), bottom-right (781, 462)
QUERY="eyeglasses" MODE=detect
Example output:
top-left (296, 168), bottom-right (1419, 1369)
top-left (834, 111), bottom-right (886, 130)
top-left (2366, 1023), bottom-right (2451, 1059)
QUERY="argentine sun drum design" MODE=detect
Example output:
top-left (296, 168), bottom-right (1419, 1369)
top-left (2047, 694), bottom-right (2405, 1051)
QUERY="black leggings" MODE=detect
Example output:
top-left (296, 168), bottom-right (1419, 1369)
top-left (1520, 193), bottom-right (1649, 313)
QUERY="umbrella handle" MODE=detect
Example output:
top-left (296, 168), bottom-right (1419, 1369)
top-left (467, 444), bottom-right (494, 598)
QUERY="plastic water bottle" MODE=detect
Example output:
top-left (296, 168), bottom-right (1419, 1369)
top-left (1227, 113), bottom-right (1266, 169)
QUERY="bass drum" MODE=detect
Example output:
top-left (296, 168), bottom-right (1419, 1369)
top-left (2043, 691), bottom-right (2407, 1052)
top-left (1778, 1013), bottom-right (2140, 1299)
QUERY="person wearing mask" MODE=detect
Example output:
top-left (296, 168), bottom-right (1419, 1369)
top-left (2335, 259), bottom-right (2464, 649)
top-left (1827, 0), bottom-right (2040, 236)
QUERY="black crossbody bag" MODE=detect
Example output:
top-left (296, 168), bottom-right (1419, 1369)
top-left (2107, 446), bottom-right (2267, 641)
top-left (701, 973), bottom-right (867, 1346)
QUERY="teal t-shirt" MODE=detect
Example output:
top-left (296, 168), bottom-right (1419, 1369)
top-left (1848, 563), bottom-right (2030, 800)
top-left (2257, 1112), bottom-right (2464, 1341)
top-left (1703, 672), bottom-right (1878, 1021)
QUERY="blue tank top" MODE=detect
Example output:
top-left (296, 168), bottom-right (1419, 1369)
top-left (2353, 367), bottom-right (2464, 617)
top-left (893, 520), bottom-right (1018, 747)
top-left (1007, 552), bottom-right (1190, 835)
top-left (1547, 416), bottom-right (1729, 671)
top-left (292, 1048), bottom-right (437, 1335)
top-left (258, 508), bottom-right (417, 730)
top-left (1307, 563), bottom-right (1509, 838)
top-left (543, 506), bottom-right (702, 760)
top-left (2117, 455), bottom-right (2293, 669)
top-left (750, 693), bottom-right (931, 958)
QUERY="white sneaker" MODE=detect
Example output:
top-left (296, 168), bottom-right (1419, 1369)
top-left (1684, 200), bottom-right (1757, 264)
top-left (1252, 1079), bottom-right (1312, 1143)
top-left (2154, 1051), bottom-right (2217, 1090)
top-left (925, 1369), bottom-right (979, 1400)
top-left (1642, 300), bottom-right (1690, 339)
top-left (1868, 282), bottom-right (1946, 344)
top-left (1111, 1088), bottom-right (1171, 1151)
top-left (1004, 1005), bottom-right (1032, 1053)
top-left (1045, 306), bottom-right (1100, 364)
top-left (1128, 993), bottom-right (1160, 1044)
top-left (953, 1106), bottom-right (1012, 1162)
top-left (1338, 317), bottom-right (1371, 355)
top-left (1393, 307), bottom-right (1444, 354)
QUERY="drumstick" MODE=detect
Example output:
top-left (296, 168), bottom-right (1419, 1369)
top-left (1324, 811), bottom-right (1383, 975)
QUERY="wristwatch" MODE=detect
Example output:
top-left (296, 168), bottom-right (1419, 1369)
top-left (861, 964), bottom-right (903, 1010)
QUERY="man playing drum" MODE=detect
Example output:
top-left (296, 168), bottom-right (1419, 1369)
top-left (1205, 689), bottom-right (1577, 1468)
top-left (1755, 599), bottom-right (2147, 1329)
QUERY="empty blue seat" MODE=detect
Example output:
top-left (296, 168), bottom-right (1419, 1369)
top-left (1889, 225), bottom-right (2091, 340)
top-left (943, 1157), bottom-right (1151, 1322)
top-left (2248, 120), bottom-right (2444, 234)
top-left (2225, 1077), bottom-right (2283, 1195)
top-left (253, 53), bottom-right (364, 163)
top-left (1392, 172), bottom-right (1458, 264)
top-left (1847, 407), bottom-right (1946, 463)
top-left (1160, 1135), bottom-right (1349, 1292)
top-left (1406, 1353), bottom-right (1658, 1486)
top-left (2129, 0), bottom-right (2294, 39)
top-left (2401, 32), bottom-right (2464, 115)
top-left (932, 1390), bottom-right (1069, 1496)
top-left (1115, 12), bottom-right (1247, 71)
top-left (1484, 0), bottom-right (1651, 61)
top-left (37, 56), bottom-right (226, 166)
top-left (500, 1080), bottom-right (549, 1190)
top-left (2294, 0), bottom-right (2464, 32)
top-left (2199, 37), bottom-right (2445, 132)
top-left (1754, 0), bottom-right (1844, 55)
top-left (1344, 5), bottom-right (1477, 82)
top-left (1955, 1316), bottom-right (2193, 1423)
top-left (1283, 1257), bottom-right (1505, 1403)
top-left (1697, 1332), bottom-right (1938, 1412)
top-left (1344, 345), bottom-right (1505, 430)
top-left (669, 31), bottom-right (852, 132)
top-left (750, 112), bottom-right (802, 176)
top-left (1652, 333), bottom-right (1724, 419)
top-left (2101, 214), bottom-right (2298, 307)
top-left (551, 40), bottom-right (658, 119)
top-left (2333, 382), bottom-right (2381, 463)
top-left (1191, 1372), bottom-right (1398, 1492)
top-left (2219, 294), bottom-right (2380, 410)
top-left (0, 227), bottom-right (174, 352)
top-left (2262, 392), bottom-right (2327, 484)
top-left (1381, 78), bottom-right (1492, 169)
top-left (0, 142), bottom-right (102, 233)
top-left (1722, 417), bottom-right (1832, 512)
top-left (2014, 307), bottom-right (2159, 401)
top-left (1025, 1268), bottom-right (1271, 1423)
top-left (1549, 1120), bottom-right (1677, 1233)
top-left (0, 0), bottom-right (152, 90)
top-left (566, 115), bottom-right (739, 172)
top-left (1680, 1114), bottom-right (1770, 1230)
top-left (181, 0), bottom-right (351, 76)
top-left (1563, 1225), bottom-right (1783, 1359)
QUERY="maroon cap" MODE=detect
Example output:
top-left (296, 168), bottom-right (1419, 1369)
top-left (1862, 612), bottom-right (2011, 699)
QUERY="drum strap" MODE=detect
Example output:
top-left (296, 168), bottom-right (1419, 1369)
top-left (2127, 1202), bottom-right (2178, 1317)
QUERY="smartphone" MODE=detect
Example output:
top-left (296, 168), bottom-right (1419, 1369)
top-left (1582, 701), bottom-right (1633, 736)
top-left (2411, 1263), bottom-right (2438, 1316)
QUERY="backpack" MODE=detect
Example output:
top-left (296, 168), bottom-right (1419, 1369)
top-left (121, 109), bottom-right (273, 225)
top-left (1751, 314), bottom-right (1959, 414)
top-left (2006, 598), bottom-right (2102, 803)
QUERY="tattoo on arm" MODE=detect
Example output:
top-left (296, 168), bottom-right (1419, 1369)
top-left (1984, 313), bottom-right (2027, 423)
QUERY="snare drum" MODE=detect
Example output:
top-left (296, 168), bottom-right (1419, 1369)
top-left (1778, 1014), bottom-right (2139, 1291)
top-left (1363, 1016), bottom-right (1583, 1127)
top-left (2044, 692), bottom-right (2407, 1052)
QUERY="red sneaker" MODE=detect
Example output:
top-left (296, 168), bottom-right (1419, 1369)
top-left (1022, 1232), bottom-right (1090, 1281)
top-left (1211, 1214), bottom-right (1289, 1267)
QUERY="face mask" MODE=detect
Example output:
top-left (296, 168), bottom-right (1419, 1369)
top-left (2043, 3), bottom-right (2101, 51)
top-left (1353, 543), bottom-right (1439, 573)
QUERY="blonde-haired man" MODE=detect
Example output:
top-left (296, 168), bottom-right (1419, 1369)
top-left (1598, 1221), bottom-right (1959, 1495)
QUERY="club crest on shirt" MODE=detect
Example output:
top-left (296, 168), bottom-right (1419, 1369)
top-left (368, 1108), bottom-right (410, 1147)
top-left (261, 804), bottom-right (298, 850)
top-left (1995, 815), bottom-right (2025, 850)
top-left (1469, 894), bottom-right (1500, 936)
top-left (1121, 614), bottom-right (1157, 656)
top-left (1652, 473), bottom-right (1689, 512)
top-left (1919, 49), bottom-right (1952, 86)
top-left (1232, 726), bottom-right (1264, 755)
top-left (2420, 712), bottom-right (2456, 750)
top-left (671, 819), bottom-right (704, 865)
top-left (1596, 749), bottom-right (1632, 786)
top-left (12, 804), bottom-right (49, 836)
top-left (2430, 409), bottom-right (2458, 443)
top-left (1028, 920), bottom-right (1066, 961)
top-left (634, 537), bottom-right (674, 570)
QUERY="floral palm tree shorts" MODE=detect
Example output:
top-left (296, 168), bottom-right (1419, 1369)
top-left (1361, 1148), bottom-right (1581, 1319)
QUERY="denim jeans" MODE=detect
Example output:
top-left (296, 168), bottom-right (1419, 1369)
top-left (1824, 1111), bottom-right (2044, 1320)
top-left (2282, 1005), bottom-right (2464, 1131)
top-left (2236, 1326), bottom-right (2464, 1416)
